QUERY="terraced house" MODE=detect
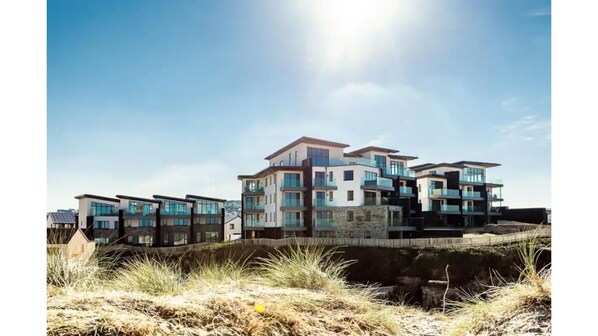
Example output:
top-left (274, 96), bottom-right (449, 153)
top-left (75, 193), bottom-right (226, 246)
top-left (238, 137), bottom-right (421, 239)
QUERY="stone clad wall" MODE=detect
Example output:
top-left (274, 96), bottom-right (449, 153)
top-left (331, 205), bottom-right (402, 239)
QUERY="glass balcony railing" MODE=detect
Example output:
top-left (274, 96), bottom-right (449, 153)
top-left (487, 193), bottom-right (502, 201)
top-left (314, 178), bottom-right (336, 188)
top-left (463, 205), bottom-right (484, 213)
top-left (314, 218), bottom-right (335, 227)
top-left (329, 157), bottom-right (377, 168)
top-left (486, 178), bottom-right (504, 185)
top-left (161, 209), bottom-right (191, 216)
top-left (462, 191), bottom-right (482, 198)
top-left (91, 209), bottom-right (119, 216)
top-left (313, 198), bottom-right (336, 207)
top-left (283, 219), bottom-right (304, 227)
top-left (435, 204), bottom-right (460, 212)
top-left (489, 207), bottom-right (502, 213)
top-left (245, 203), bottom-right (265, 211)
top-left (124, 208), bottom-right (156, 216)
top-left (244, 185), bottom-right (264, 193)
top-left (281, 180), bottom-right (303, 188)
top-left (282, 199), bottom-right (303, 208)
top-left (431, 189), bottom-right (460, 197)
top-left (387, 169), bottom-right (415, 178)
top-left (363, 177), bottom-right (393, 189)
top-left (245, 219), bottom-right (265, 228)
top-left (399, 186), bottom-right (413, 195)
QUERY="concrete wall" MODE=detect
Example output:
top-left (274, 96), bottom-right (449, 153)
top-left (328, 205), bottom-right (401, 239)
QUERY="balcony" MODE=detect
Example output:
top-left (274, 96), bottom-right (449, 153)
top-left (313, 198), bottom-right (336, 210)
top-left (486, 178), bottom-right (504, 186)
top-left (385, 169), bottom-right (416, 179)
top-left (399, 186), bottom-right (415, 197)
top-left (123, 208), bottom-right (156, 216)
top-left (282, 218), bottom-right (306, 231)
top-left (243, 185), bottom-right (265, 195)
top-left (364, 197), bottom-right (379, 206)
top-left (244, 219), bottom-right (266, 230)
top-left (280, 180), bottom-right (306, 191)
top-left (487, 193), bottom-right (503, 202)
top-left (313, 178), bottom-right (337, 190)
top-left (161, 209), bottom-right (191, 216)
top-left (361, 177), bottom-right (394, 191)
top-left (91, 209), bottom-right (118, 216)
top-left (430, 189), bottom-right (461, 199)
top-left (280, 199), bottom-right (306, 211)
top-left (431, 204), bottom-right (461, 214)
top-left (462, 205), bottom-right (485, 215)
top-left (460, 174), bottom-right (485, 185)
top-left (489, 207), bottom-right (502, 216)
top-left (314, 218), bottom-right (336, 231)
top-left (329, 157), bottom-right (377, 168)
top-left (462, 190), bottom-right (483, 200)
top-left (244, 203), bottom-right (265, 213)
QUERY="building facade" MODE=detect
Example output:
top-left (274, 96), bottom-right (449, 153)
top-left (238, 137), bottom-right (420, 239)
top-left (75, 193), bottom-right (226, 246)
top-left (224, 215), bottom-right (242, 241)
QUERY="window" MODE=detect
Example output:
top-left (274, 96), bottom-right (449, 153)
top-left (364, 231), bottom-right (372, 238)
top-left (347, 210), bottom-right (354, 221)
top-left (205, 232), bottom-right (219, 242)
top-left (174, 218), bottom-right (189, 226)
top-left (365, 210), bottom-right (371, 221)
top-left (307, 147), bottom-right (330, 166)
top-left (229, 223), bottom-right (235, 230)
top-left (294, 151), bottom-right (298, 165)
top-left (344, 170), bottom-right (354, 181)
top-left (195, 200), bottom-right (219, 214)
top-left (347, 190), bottom-right (354, 201)
top-left (374, 155), bottom-right (387, 173)
top-left (138, 235), bottom-right (153, 246)
top-left (329, 191), bottom-right (333, 202)
top-left (174, 233), bottom-right (188, 245)
top-left (125, 219), bottom-right (133, 227)
top-left (196, 232), bottom-right (202, 242)
top-left (164, 233), bottom-right (169, 245)
top-left (329, 171), bottom-right (334, 182)
top-left (93, 220), bottom-right (109, 229)
top-left (115, 221), bottom-right (119, 229)
top-left (90, 202), bottom-right (117, 216)
top-left (289, 152), bottom-right (292, 166)
top-left (128, 201), bottom-right (154, 215)
top-left (314, 171), bottom-right (326, 186)
top-left (390, 161), bottom-right (405, 175)
top-left (127, 235), bottom-right (133, 243)
top-left (283, 173), bottom-right (301, 187)
top-left (364, 171), bottom-right (378, 181)
top-left (205, 217), bottom-right (220, 224)
top-left (348, 231), bottom-right (353, 238)
top-left (94, 237), bottom-right (110, 245)
top-left (163, 201), bottom-right (189, 215)
top-left (139, 219), bottom-right (153, 227)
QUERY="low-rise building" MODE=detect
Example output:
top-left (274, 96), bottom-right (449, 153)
top-left (224, 215), bottom-right (242, 241)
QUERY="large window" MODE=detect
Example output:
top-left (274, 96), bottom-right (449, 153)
top-left (91, 202), bottom-right (117, 216)
top-left (314, 171), bottom-right (326, 186)
top-left (94, 237), bottom-right (110, 245)
top-left (163, 201), bottom-right (189, 215)
top-left (389, 161), bottom-right (404, 175)
top-left (374, 155), bottom-right (387, 173)
top-left (205, 232), bottom-right (219, 242)
top-left (174, 233), bottom-right (188, 245)
top-left (464, 167), bottom-right (485, 182)
top-left (283, 173), bottom-right (301, 187)
top-left (174, 218), bottom-right (188, 226)
top-left (139, 219), bottom-right (153, 227)
top-left (344, 170), bottom-right (354, 181)
top-left (205, 217), bottom-right (220, 224)
top-left (364, 171), bottom-right (378, 181)
top-left (128, 201), bottom-right (154, 215)
top-left (307, 147), bottom-right (330, 166)
top-left (93, 221), bottom-right (109, 229)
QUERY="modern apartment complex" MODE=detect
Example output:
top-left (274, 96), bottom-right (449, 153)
top-left (238, 137), bottom-right (421, 239)
top-left (75, 193), bottom-right (226, 246)
top-left (411, 161), bottom-right (504, 227)
top-left (238, 137), bottom-right (505, 239)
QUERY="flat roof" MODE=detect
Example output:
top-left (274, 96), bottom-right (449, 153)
top-left (153, 195), bottom-right (195, 203)
top-left (74, 194), bottom-right (120, 203)
top-left (116, 195), bottom-right (162, 204)
top-left (410, 163), bottom-right (466, 172)
top-left (264, 136), bottom-right (350, 160)
top-left (186, 194), bottom-right (227, 202)
top-left (453, 160), bottom-right (501, 168)
top-left (238, 165), bottom-right (304, 180)
top-left (388, 154), bottom-right (418, 161)
top-left (349, 146), bottom-right (399, 155)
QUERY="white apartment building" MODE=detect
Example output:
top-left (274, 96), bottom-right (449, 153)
top-left (238, 137), bottom-right (420, 239)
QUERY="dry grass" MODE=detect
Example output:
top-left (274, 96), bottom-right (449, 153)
top-left (46, 249), bottom-right (106, 292)
top-left (110, 256), bottom-right (186, 295)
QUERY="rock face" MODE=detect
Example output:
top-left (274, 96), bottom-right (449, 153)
top-left (421, 280), bottom-right (461, 310)
top-left (330, 205), bottom-right (402, 239)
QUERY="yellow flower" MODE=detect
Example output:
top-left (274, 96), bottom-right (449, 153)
top-left (255, 304), bottom-right (265, 313)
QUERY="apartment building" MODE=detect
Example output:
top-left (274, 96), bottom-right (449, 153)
top-left (411, 161), bottom-right (504, 227)
top-left (75, 193), bottom-right (226, 246)
top-left (238, 137), bottom-right (420, 239)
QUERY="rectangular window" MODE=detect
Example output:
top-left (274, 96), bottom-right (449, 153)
top-left (127, 235), bottom-right (133, 243)
top-left (163, 201), bottom-right (189, 215)
top-left (329, 191), bottom-right (333, 202)
top-left (283, 173), bottom-right (301, 187)
top-left (164, 233), bottom-right (169, 245)
top-left (344, 170), bottom-right (354, 181)
top-left (229, 223), bottom-right (234, 230)
top-left (347, 190), bottom-right (354, 201)
top-left (307, 147), bottom-right (330, 166)
top-left (139, 219), bottom-right (153, 227)
top-left (289, 152), bottom-right (292, 166)
top-left (205, 232), bottom-right (219, 242)
top-left (196, 232), bottom-right (202, 242)
top-left (138, 235), bottom-right (153, 246)
top-left (365, 210), bottom-right (371, 221)
top-left (314, 171), bottom-right (326, 186)
top-left (347, 210), bottom-right (354, 221)
top-left (364, 171), bottom-right (378, 181)
top-left (329, 171), bottom-right (334, 182)
top-left (205, 217), bottom-right (220, 224)
top-left (93, 220), bottom-right (109, 229)
top-left (90, 202), bottom-right (117, 216)
top-left (115, 221), bottom-right (119, 229)
top-left (390, 161), bottom-right (405, 175)
top-left (174, 218), bottom-right (189, 226)
top-left (364, 231), bottom-right (372, 239)
top-left (174, 233), bottom-right (188, 245)
top-left (94, 237), bottom-right (110, 245)
top-left (374, 155), bottom-right (387, 173)
top-left (127, 201), bottom-right (154, 215)
top-left (295, 151), bottom-right (297, 165)
top-left (195, 200), bottom-right (219, 214)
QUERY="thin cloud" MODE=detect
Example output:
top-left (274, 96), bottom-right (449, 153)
top-left (497, 115), bottom-right (551, 147)
top-left (527, 7), bottom-right (551, 17)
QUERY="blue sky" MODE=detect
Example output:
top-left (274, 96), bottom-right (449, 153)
top-left (48, 0), bottom-right (551, 211)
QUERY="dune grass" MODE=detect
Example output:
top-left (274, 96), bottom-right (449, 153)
top-left (47, 249), bottom-right (106, 292)
top-left (110, 256), bottom-right (186, 295)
